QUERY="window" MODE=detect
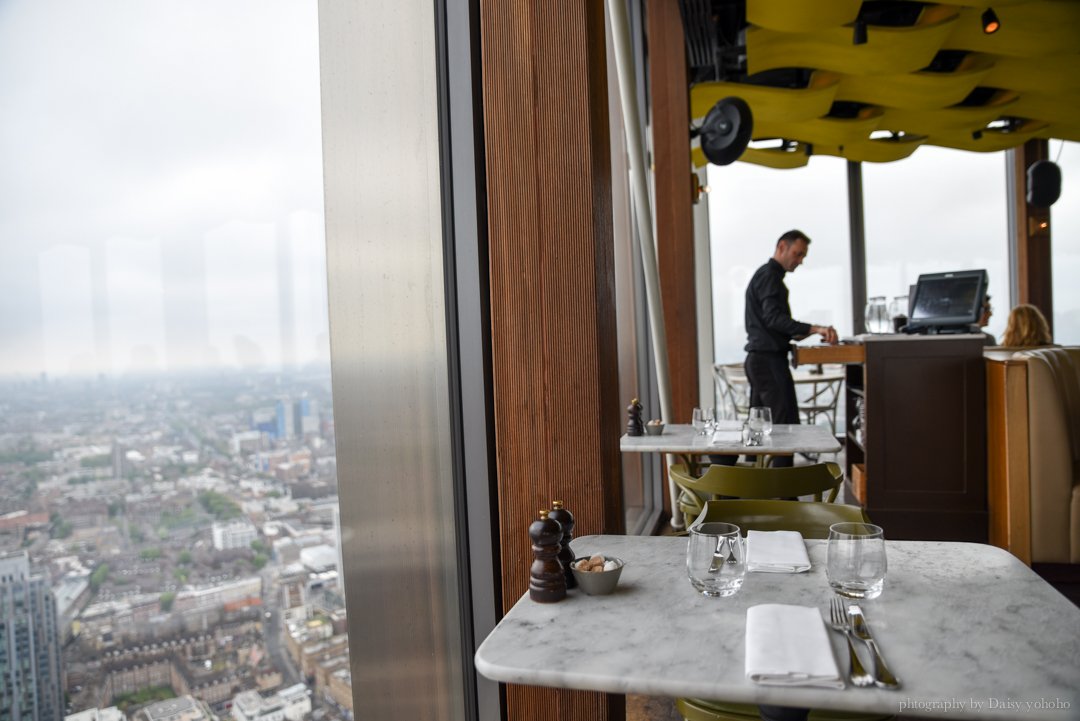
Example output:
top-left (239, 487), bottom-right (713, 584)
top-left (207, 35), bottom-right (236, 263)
top-left (0, 3), bottom-right (350, 719)
top-left (863, 146), bottom-right (1009, 342)
top-left (1051, 141), bottom-right (1080, 343)
top-left (707, 159), bottom-right (854, 366)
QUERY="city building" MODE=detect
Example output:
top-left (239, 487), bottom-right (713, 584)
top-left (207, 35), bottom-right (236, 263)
top-left (134, 695), bottom-right (210, 721)
top-left (230, 684), bottom-right (310, 721)
top-left (211, 520), bottom-right (258, 551)
top-left (0, 551), bottom-right (65, 721)
top-left (65, 707), bottom-right (126, 721)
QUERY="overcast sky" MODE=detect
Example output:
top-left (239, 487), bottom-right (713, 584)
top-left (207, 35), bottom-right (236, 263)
top-left (0, 0), bottom-right (325, 378)
top-left (1, 2), bottom-right (1076, 379)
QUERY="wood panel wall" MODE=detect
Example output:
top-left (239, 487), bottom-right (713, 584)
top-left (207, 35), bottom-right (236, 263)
top-left (986, 359), bottom-right (1032, 564)
top-left (479, 1), bottom-right (625, 719)
top-left (1011, 139), bottom-right (1054, 331)
top-left (648, 0), bottom-right (700, 427)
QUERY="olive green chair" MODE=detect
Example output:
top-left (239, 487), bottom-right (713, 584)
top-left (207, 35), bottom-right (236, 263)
top-left (670, 462), bottom-right (845, 528)
top-left (676, 499), bottom-right (884, 721)
top-left (693, 499), bottom-right (870, 538)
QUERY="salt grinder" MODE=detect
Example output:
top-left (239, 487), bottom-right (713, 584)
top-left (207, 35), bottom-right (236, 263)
top-left (548, 500), bottom-right (576, 589)
top-left (528, 509), bottom-right (566, 603)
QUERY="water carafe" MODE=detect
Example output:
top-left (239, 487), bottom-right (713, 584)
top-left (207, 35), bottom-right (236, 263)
top-left (864, 296), bottom-right (890, 334)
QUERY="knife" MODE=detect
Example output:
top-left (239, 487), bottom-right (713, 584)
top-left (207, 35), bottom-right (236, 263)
top-left (848, 604), bottom-right (902, 689)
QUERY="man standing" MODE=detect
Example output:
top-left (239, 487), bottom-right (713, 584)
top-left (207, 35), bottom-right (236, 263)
top-left (744, 230), bottom-right (838, 467)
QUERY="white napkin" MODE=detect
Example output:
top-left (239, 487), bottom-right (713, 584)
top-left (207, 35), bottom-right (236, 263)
top-left (712, 419), bottom-right (742, 431)
top-left (746, 530), bottom-right (811, 573)
top-left (710, 430), bottom-right (743, 442)
top-left (745, 604), bottom-right (844, 688)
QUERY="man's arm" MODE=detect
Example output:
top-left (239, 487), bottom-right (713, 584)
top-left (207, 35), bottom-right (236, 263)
top-left (756, 274), bottom-right (838, 345)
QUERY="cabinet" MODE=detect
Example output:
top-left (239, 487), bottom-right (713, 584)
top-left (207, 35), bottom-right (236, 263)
top-left (796, 335), bottom-right (988, 542)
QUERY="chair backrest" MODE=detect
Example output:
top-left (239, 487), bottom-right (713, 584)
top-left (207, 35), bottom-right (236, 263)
top-left (670, 462), bottom-right (844, 526)
top-left (713, 363), bottom-right (750, 420)
top-left (694, 499), bottom-right (870, 539)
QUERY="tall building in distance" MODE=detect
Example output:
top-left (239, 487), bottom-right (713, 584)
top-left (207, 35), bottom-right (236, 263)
top-left (0, 551), bottom-right (64, 721)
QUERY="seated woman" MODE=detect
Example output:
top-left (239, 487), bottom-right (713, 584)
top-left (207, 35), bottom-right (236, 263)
top-left (1001, 303), bottom-right (1054, 347)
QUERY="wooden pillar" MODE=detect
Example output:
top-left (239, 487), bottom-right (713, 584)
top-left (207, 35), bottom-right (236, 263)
top-left (1010, 139), bottom-right (1054, 332)
top-left (479, 1), bottom-right (625, 719)
top-left (648, 0), bottom-right (699, 425)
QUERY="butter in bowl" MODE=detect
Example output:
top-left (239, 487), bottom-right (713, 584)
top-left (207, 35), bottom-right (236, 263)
top-left (644, 419), bottom-right (665, 436)
top-left (571, 555), bottom-right (625, 595)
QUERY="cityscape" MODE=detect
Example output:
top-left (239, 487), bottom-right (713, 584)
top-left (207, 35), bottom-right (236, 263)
top-left (0, 369), bottom-right (349, 721)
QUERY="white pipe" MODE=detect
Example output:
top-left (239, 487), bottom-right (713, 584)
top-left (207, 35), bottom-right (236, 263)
top-left (607, 0), bottom-right (681, 529)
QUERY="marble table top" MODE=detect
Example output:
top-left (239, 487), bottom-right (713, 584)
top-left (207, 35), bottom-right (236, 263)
top-left (621, 423), bottom-right (842, 456)
top-left (475, 535), bottom-right (1080, 719)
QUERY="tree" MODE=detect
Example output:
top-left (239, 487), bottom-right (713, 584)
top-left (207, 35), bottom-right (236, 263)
top-left (90, 563), bottom-right (110, 590)
top-left (178, 550), bottom-right (192, 565)
top-left (159, 591), bottom-right (176, 612)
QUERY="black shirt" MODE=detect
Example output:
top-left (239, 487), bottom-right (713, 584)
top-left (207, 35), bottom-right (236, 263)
top-left (744, 258), bottom-right (811, 353)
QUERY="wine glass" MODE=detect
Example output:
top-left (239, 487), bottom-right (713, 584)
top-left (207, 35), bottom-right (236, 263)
top-left (748, 406), bottom-right (772, 436)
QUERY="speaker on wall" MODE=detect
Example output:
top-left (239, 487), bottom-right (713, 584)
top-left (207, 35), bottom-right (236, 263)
top-left (1027, 160), bottom-right (1062, 208)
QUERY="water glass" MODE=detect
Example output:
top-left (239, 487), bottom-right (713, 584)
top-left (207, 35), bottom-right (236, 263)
top-left (741, 421), bottom-right (763, 446)
top-left (826, 522), bottom-right (886, 599)
top-left (748, 406), bottom-right (772, 436)
top-left (692, 407), bottom-right (713, 436)
top-left (687, 522), bottom-right (746, 597)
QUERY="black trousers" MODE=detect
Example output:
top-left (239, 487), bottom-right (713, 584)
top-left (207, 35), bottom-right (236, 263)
top-left (745, 350), bottom-right (800, 468)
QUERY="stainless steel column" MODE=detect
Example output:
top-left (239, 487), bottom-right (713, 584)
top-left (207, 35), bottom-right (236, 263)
top-left (319, 1), bottom-right (468, 718)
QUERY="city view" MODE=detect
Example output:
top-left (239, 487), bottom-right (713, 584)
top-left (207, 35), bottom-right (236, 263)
top-left (0, 2), bottom-right (340, 719)
top-left (1, 369), bottom-right (350, 720)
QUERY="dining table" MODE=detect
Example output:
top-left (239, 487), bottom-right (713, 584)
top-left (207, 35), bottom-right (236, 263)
top-left (475, 534), bottom-right (1080, 720)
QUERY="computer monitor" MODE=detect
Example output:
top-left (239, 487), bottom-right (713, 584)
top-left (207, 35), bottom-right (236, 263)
top-left (905, 269), bottom-right (988, 333)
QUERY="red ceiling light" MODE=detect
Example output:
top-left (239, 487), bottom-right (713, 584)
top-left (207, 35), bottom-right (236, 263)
top-left (982, 7), bottom-right (1000, 34)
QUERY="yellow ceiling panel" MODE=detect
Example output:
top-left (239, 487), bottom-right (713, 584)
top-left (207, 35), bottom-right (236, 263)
top-left (1010, 93), bottom-right (1080, 125)
top-left (944, 2), bottom-right (1080, 57)
top-left (1036, 125), bottom-right (1080, 143)
top-left (835, 53), bottom-right (993, 110)
top-left (984, 55), bottom-right (1080, 94)
top-left (817, 135), bottom-right (927, 163)
top-left (747, 0), bottom-right (861, 32)
top-left (746, 5), bottom-right (959, 76)
top-left (756, 107), bottom-right (884, 147)
top-left (735, 146), bottom-right (811, 170)
top-left (930, 120), bottom-right (1049, 152)
top-left (880, 92), bottom-right (1018, 134)
top-left (689, 72), bottom-right (841, 123)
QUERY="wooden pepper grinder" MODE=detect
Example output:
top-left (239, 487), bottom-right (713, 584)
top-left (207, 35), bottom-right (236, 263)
top-left (548, 500), bottom-right (576, 589)
top-left (528, 509), bottom-right (566, 603)
top-left (626, 397), bottom-right (644, 436)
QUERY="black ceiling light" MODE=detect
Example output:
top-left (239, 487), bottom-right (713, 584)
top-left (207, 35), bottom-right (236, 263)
top-left (698, 97), bottom-right (754, 166)
top-left (982, 7), bottom-right (1000, 34)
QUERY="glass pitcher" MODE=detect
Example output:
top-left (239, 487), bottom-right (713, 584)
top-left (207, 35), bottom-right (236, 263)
top-left (889, 295), bottom-right (909, 332)
top-left (864, 296), bottom-right (889, 333)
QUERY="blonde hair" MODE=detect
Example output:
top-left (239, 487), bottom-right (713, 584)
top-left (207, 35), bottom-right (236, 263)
top-left (1001, 304), bottom-right (1053, 347)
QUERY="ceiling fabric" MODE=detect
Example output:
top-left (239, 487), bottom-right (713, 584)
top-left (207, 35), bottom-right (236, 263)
top-left (688, 0), bottom-right (1080, 168)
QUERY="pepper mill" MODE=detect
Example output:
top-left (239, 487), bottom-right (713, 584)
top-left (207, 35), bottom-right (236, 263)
top-left (548, 500), bottom-right (576, 589)
top-left (626, 397), bottom-right (644, 436)
top-left (528, 509), bottom-right (566, 603)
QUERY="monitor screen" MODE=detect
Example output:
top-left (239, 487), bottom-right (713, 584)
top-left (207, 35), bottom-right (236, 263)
top-left (907, 269), bottom-right (988, 330)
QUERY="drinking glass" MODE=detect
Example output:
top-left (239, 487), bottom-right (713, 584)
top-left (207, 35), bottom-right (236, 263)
top-left (692, 407), bottom-right (710, 436)
top-left (826, 522), bottom-right (886, 599)
top-left (864, 296), bottom-right (890, 334)
top-left (748, 406), bottom-right (772, 436)
top-left (686, 522), bottom-right (746, 597)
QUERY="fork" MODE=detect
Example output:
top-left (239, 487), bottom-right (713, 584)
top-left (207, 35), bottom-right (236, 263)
top-left (827, 597), bottom-right (873, 687)
top-left (708, 536), bottom-right (730, 573)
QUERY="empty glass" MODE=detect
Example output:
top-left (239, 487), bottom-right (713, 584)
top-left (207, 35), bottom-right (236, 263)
top-left (687, 522), bottom-right (746, 597)
top-left (692, 407), bottom-right (714, 436)
top-left (748, 406), bottom-right (772, 436)
top-left (826, 522), bottom-right (886, 599)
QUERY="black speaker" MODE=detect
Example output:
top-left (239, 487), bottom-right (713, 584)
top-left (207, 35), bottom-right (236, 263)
top-left (1027, 159), bottom-right (1062, 208)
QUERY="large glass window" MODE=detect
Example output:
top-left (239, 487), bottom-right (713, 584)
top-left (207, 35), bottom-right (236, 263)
top-left (707, 159), bottom-right (854, 366)
top-left (863, 147), bottom-right (1009, 342)
top-left (0, 3), bottom-right (349, 720)
top-left (1051, 141), bottom-right (1080, 344)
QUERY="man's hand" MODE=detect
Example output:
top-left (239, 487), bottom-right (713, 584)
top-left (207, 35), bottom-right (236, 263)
top-left (811, 324), bottom-right (839, 345)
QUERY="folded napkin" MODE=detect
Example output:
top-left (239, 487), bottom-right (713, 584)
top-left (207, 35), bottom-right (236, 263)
top-left (712, 419), bottom-right (742, 431)
top-left (746, 530), bottom-right (811, 573)
top-left (745, 604), bottom-right (844, 688)
top-left (710, 430), bottom-right (743, 442)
